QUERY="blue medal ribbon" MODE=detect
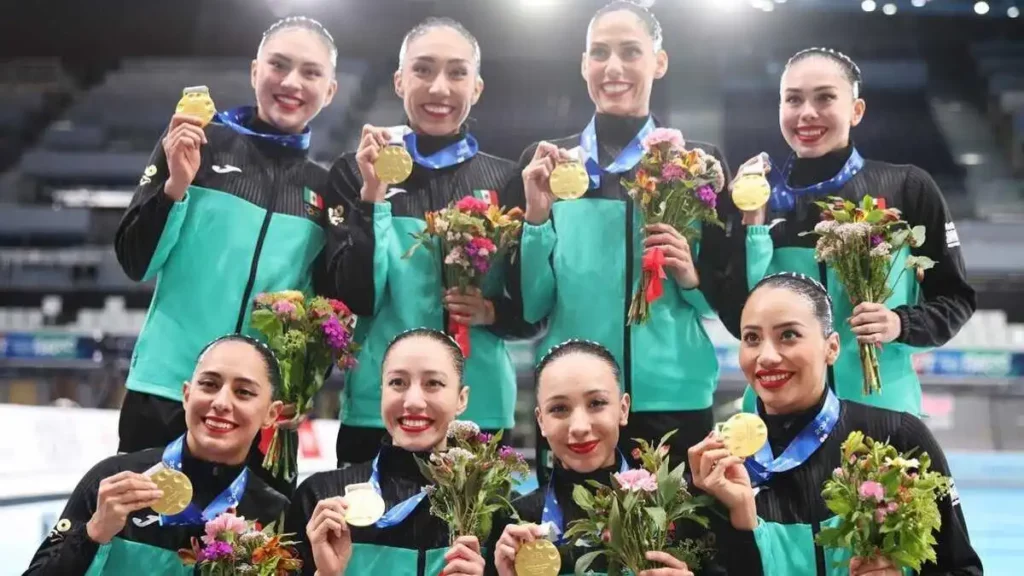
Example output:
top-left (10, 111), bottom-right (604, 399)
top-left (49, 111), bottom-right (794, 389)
top-left (158, 435), bottom-right (249, 527)
top-left (767, 147), bottom-right (864, 213)
top-left (579, 115), bottom-right (656, 189)
top-left (213, 106), bottom-right (311, 150)
top-left (542, 454), bottom-right (629, 544)
top-left (369, 452), bottom-right (428, 529)
top-left (745, 389), bottom-right (842, 487)
top-left (404, 131), bottom-right (479, 170)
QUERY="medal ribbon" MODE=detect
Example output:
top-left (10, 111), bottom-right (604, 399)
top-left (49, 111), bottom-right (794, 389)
top-left (642, 248), bottom-right (667, 303)
top-left (579, 115), bottom-right (656, 189)
top-left (369, 452), bottom-right (428, 529)
top-left (158, 434), bottom-right (249, 527)
top-left (767, 148), bottom-right (864, 213)
top-left (744, 388), bottom-right (841, 487)
top-left (542, 454), bottom-right (629, 544)
top-left (214, 106), bottom-right (311, 150)
top-left (388, 126), bottom-right (479, 170)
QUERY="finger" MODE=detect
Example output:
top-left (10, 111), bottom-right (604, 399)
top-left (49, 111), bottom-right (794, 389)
top-left (700, 448), bottom-right (733, 479)
top-left (99, 471), bottom-right (143, 489)
top-left (851, 302), bottom-right (884, 316)
top-left (442, 560), bottom-right (479, 575)
top-left (638, 569), bottom-right (691, 576)
top-left (643, 233), bottom-right (681, 248)
top-left (174, 122), bottom-right (208, 145)
top-left (106, 476), bottom-right (159, 495)
top-left (849, 311), bottom-right (887, 327)
top-left (524, 161), bottom-right (553, 184)
top-left (445, 303), bottom-right (478, 316)
top-left (169, 113), bottom-right (205, 130)
top-left (556, 147), bottom-right (576, 163)
top-left (496, 543), bottom-right (519, 564)
top-left (505, 524), bottom-right (539, 542)
top-left (456, 535), bottom-right (482, 554)
top-left (534, 141), bottom-right (559, 160)
top-left (663, 256), bottom-right (692, 274)
top-left (644, 550), bottom-right (687, 569)
top-left (856, 334), bottom-right (883, 345)
top-left (850, 323), bottom-right (885, 336)
top-left (172, 130), bottom-right (203, 152)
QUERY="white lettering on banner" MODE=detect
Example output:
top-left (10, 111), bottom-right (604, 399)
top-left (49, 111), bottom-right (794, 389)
top-left (945, 221), bottom-right (960, 248)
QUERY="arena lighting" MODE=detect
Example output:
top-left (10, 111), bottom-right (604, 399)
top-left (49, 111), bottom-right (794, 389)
top-left (882, 2), bottom-right (897, 14)
top-left (911, 0), bottom-right (926, 6)
top-left (1009, 6), bottom-right (1021, 17)
top-left (974, 1), bottom-right (990, 15)
top-left (862, 0), bottom-right (877, 11)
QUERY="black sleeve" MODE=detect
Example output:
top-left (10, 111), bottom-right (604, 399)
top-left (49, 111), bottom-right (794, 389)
top-left (283, 478), bottom-right (319, 576)
top-left (319, 155), bottom-right (378, 317)
top-left (892, 167), bottom-right (977, 348)
top-left (113, 130), bottom-right (179, 282)
top-left (674, 502), bottom-right (762, 576)
top-left (23, 462), bottom-right (109, 575)
top-left (896, 413), bottom-right (984, 576)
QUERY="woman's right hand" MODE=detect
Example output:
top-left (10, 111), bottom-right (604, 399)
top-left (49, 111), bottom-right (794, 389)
top-left (688, 434), bottom-right (757, 530)
top-left (354, 124), bottom-right (393, 203)
top-left (494, 523), bottom-right (543, 576)
top-left (307, 497), bottom-right (353, 576)
top-left (86, 471), bottom-right (164, 544)
top-left (162, 114), bottom-right (207, 201)
top-left (522, 142), bottom-right (568, 225)
top-left (730, 153), bottom-right (771, 226)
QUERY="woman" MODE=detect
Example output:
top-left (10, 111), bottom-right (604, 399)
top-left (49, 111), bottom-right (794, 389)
top-left (25, 335), bottom-right (289, 574)
top-left (719, 48), bottom-right (975, 416)
top-left (285, 329), bottom-right (487, 576)
top-left (508, 1), bottom-right (732, 481)
top-left (326, 17), bottom-right (535, 466)
top-left (489, 340), bottom-right (762, 576)
top-left (690, 272), bottom-right (982, 575)
top-left (113, 16), bottom-right (340, 481)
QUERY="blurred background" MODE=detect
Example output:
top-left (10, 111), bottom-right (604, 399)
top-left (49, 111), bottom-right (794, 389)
top-left (0, 0), bottom-right (1022, 572)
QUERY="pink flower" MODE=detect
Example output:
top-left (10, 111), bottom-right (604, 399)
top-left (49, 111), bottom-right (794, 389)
top-left (642, 127), bottom-right (685, 151)
top-left (858, 481), bottom-right (885, 502)
top-left (614, 469), bottom-right (658, 493)
top-left (203, 512), bottom-right (248, 545)
top-left (832, 467), bottom-right (846, 480)
top-left (886, 501), bottom-right (899, 513)
top-left (874, 508), bottom-right (888, 524)
top-left (660, 162), bottom-right (685, 182)
top-left (696, 184), bottom-right (717, 209)
top-left (455, 196), bottom-right (489, 214)
top-left (272, 300), bottom-right (297, 319)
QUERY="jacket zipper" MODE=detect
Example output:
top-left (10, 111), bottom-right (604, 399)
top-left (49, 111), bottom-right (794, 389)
top-left (235, 169), bottom-right (279, 332)
top-left (417, 548), bottom-right (427, 576)
top-left (623, 196), bottom-right (634, 397)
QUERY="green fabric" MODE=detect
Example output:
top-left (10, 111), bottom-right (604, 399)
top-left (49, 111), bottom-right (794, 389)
top-left (521, 199), bottom-right (719, 412)
top-left (743, 229), bottom-right (925, 415)
top-left (345, 543), bottom-right (479, 575)
top-left (84, 538), bottom-right (192, 576)
top-left (752, 517), bottom-right (911, 576)
top-left (341, 204), bottom-right (517, 430)
top-left (126, 185), bottom-right (325, 402)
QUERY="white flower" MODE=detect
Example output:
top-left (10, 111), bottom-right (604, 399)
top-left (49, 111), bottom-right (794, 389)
top-left (436, 220), bottom-right (449, 233)
top-left (239, 531), bottom-right (268, 547)
top-left (814, 220), bottom-right (839, 234)
top-left (870, 242), bottom-right (892, 258)
top-left (884, 456), bottom-right (920, 470)
top-left (445, 447), bottom-right (476, 462)
top-left (444, 248), bottom-right (466, 266)
top-left (446, 420), bottom-right (481, 439)
top-left (836, 222), bottom-right (872, 241)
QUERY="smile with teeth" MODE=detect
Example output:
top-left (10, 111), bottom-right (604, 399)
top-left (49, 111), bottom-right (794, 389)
top-left (422, 104), bottom-right (454, 116)
top-left (399, 416), bottom-right (434, 432)
top-left (274, 94), bottom-right (303, 109)
top-left (756, 370), bottom-right (795, 389)
top-left (796, 127), bottom-right (827, 141)
top-left (203, 417), bottom-right (238, 433)
top-left (602, 82), bottom-right (632, 95)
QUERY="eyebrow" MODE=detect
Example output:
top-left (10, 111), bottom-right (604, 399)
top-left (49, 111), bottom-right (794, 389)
top-left (543, 388), bottom-right (609, 402)
top-left (198, 370), bottom-right (260, 387)
top-left (741, 320), bottom-right (806, 330)
top-left (784, 86), bottom-right (838, 93)
top-left (268, 52), bottom-right (326, 69)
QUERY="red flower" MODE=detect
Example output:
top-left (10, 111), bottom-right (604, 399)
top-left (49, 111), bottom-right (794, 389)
top-left (328, 298), bottom-right (351, 316)
top-left (455, 196), bottom-right (489, 214)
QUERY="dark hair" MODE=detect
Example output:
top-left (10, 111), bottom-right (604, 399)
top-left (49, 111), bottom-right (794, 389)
top-left (398, 17), bottom-right (481, 72)
top-left (751, 272), bottom-right (835, 336)
top-left (589, 1), bottom-right (664, 52)
top-left (383, 328), bottom-right (466, 383)
top-left (785, 47), bottom-right (862, 98)
top-left (195, 334), bottom-right (282, 398)
top-left (535, 339), bottom-right (622, 384)
top-left (259, 16), bottom-right (338, 69)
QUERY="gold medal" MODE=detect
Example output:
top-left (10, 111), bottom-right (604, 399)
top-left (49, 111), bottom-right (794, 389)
top-left (374, 146), bottom-right (414, 185)
top-left (148, 466), bottom-right (193, 516)
top-left (175, 86), bottom-right (217, 127)
top-left (717, 413), bottom-right (768, 458)
top-left (549, 161), bottom-right (589, 200)
top-left (731, 173), bottom-right (771, 211)
top-left (343, 483), bottom-right (386, 527)
top-left (515, 539), bottom-right (561, 576)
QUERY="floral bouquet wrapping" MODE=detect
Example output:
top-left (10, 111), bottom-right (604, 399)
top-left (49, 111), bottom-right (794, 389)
top-left (415, 420), bottom-right (530, 544)
top-left (403, 196), bottom-right (524, 355)
top-left (250, 291), bottom-right (359, 481)
top-left (178, 512), bottom-right (302, 575)
top-left (800, 195), bottom-right (936, 395)
top-left (622, 128), bottom-right (726, 325)
top-left (563, 431), bottom-right (714, 576)
top-left (815, 431), bottom-right (953, 572)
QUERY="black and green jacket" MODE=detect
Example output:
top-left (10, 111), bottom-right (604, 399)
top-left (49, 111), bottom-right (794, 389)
top-left (24, 446), bottom-right (289, 575)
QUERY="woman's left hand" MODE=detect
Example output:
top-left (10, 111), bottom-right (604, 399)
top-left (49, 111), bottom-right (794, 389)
top-left (441, 535), bottom-right (485, 576)
top-left (637, 551), bottom-right (694, 576)
top-left (444, 288), bottom-right (496, 326)
top-left (645, 224), bottom-right (699, 290)
top-left (275, 403), bottom-right (307, 431)
top-left (849, 555), bottom-right (901, 576)
top-left (849, 302), bottom-right (902, 345)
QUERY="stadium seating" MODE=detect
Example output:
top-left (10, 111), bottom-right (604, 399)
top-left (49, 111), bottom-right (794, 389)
top-left (971, 40), bottom-right (1024, 178)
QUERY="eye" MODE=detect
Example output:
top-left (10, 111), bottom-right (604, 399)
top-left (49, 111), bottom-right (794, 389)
top-left (781, 329), bottom-right (801, 341)
top-left (785, 95), bottom-right (801, 105)
top-left (449, 67), bottom-right (468, 79)
top-left (816, 93), bottom-right (837, 103)
top-left (236, 388), bottom-right (257, 398)
top-left (387, 377), bottom-right (407, 389)
top-left (413, 64), bottom-right (431, 75)
top-left (588, 398), bottom-right (609, 410)
top-left (741, 332), bottom-right (761, 345)
top-left (198, 379), bottom-right (217, 389)
top-left (304, 69), bottom-right (322, 79)
top-left (425, 379), bottom-right (446, 389)
top-left (621, 46), bottom-right (642, 59)
top-left (546, 403), bottom-right (568, 415)
top-left (589, 46), bottom-right (609, 60)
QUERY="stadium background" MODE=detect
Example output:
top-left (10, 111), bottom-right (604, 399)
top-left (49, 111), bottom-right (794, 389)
top-left (0, 0), bottom-right (1022, 572)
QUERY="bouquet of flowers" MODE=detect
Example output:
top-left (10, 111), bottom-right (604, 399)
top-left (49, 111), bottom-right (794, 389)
top-left (250, 291), bottom-right (359, 481)
top-left (563, 431), bottom-right (715, 576)
top-left (415, 420), bottom-right (530, 543)
top-left (800, 195), bottom-right (936, 395)
top-left (815, 431), bottom-right (953, 572)
top-left (622, 128), bottom-right (726, 325)
top-left (403, 195), bottom-right (524, 355)
top-left (178, 512), bottom-right (302, 575)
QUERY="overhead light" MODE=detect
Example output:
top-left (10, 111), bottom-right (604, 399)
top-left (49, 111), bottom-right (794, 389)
top-left (883, 3), bottom-right (897, 14)
top-left (911, 0), bottom-right (926, 7)
top-left (959, 153), bottom-right (984, 166)
top-left (862, 0), bottom-right (877, 11)
top-left (974, 1), bottom-right (990, 15)
top-left (1009, 6), bottom-right (1020, 18)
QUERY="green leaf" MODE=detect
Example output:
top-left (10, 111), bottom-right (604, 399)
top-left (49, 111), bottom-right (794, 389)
top-left (644, 506), bottom-right (668, 531)
top-left (834, 211), bottom-right (852, 223)
top-left (910, 225), bottom-right (927, 247)
top-left (861, 195), bottom-right (874, 212)
top-left (574, 550), bottom-right (604, 576)
top-left (573, 484), bottom-right (596, 513)
top-left (866, 210), bottom-right (884, 223)
top-left (250, 309), bottom-right (283, 340)
top-left (609, 498), bottom-right (624, 550)
top-left (905, 255), bottom-right (936, 272)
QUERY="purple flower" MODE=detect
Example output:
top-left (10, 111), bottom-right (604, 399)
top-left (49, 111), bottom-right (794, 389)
top-left (499, 446), bottom-right (523, 462)
top-left (696, 185), bottom-right (717, 209)
top-left (661, 163), bottom-right (686, 182)
top-left (477, 433), bottom-right (494, 444)
top-left (858, 480), bottom-right (885, 502)
top-left (199, 540), bottom-right (234, 561)
top-left (322, 316), bottom-right (350, 351)
top-left (870, 234), bottom-right (884, 247)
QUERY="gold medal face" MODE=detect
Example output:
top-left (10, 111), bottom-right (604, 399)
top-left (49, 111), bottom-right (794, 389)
top-left (731, 173), bottom-right (771, 211)
top-left (549, 162), bottom-right (589, 200)
top-left (344, 484), bottom-right (386, 527)
top-left (175, 86), bottom-right (217, 127)
top-left (514, 539), bottom-right (561, 576)
top-left (374, 145), bottom-right (414, 185)
top-left (718, 413), bottom-right (768, 458)
top-left (149, 467), bottom-right (193, 516)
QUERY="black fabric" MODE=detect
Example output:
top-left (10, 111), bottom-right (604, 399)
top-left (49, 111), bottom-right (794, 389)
top-left (759, 389), bottom-right (830, 458)
top-left (487, 453), bottom-right (763, 576)
top-left (754, 400), bottom-right (983, 575)
top-left (116, 390), bottom-right (296, 498)
top-left (24, 446), bottom-right (289, 575)
top-left (336, 424), bottom-right (510, 468)
top-left (713, 160), bottom-right (976, 348)
top-left (788, 142), bottom-right (854, 188)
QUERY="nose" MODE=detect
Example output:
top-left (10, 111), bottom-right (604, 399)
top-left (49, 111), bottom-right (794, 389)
top-left (211, 385), bottom-right (232, 414)
top-left (758, 341), bottom-right (783, 368)
top-left (280, 68), bottom-right (303, 91)
top-left (798, 100), bottom-right (818, 123)
top-left (403, 382), bottom-right (428, 412)
top-left (604, 53), bottom-right (624, 79)
top-left (567, 408), bottom-right (592, 439)
top-left (428, 74), bottom-right (451, 97)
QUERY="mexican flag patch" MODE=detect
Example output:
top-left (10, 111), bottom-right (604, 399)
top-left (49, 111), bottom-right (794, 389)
top-left (304, 187), bottom-right (324, 209)
top-left (473, 189), bottom-right (498, 206)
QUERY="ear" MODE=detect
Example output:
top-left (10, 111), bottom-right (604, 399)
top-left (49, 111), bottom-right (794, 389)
top-left (580, 51), bottom-right (588, 82)
top-left (851, 98), bottom-right (866, 127)
top-left (471, 76), bottom-right (484, 106)
top-left (250, 59), bottom-right (258, 92)
top-left (455, 385), bottom-right (469, 417)
top-left (654, 50), bottom-right (669, 80)
top-left (323, 78), bottom-right (339, 108)
top-left (825, 333), bottom-right (841, 366)
top-left (181, 381), bottom-right (191, 410)
top-left (263, 400), bottom-right (284, 428)
top-left (393, 69), bottom-right (404, 99)
top-left (534, 405), bottom-right (546, 438)
top-left (619, 393), bottom-right (631, 426)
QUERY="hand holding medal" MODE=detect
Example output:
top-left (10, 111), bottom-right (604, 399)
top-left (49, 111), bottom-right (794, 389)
top-left (162, 87), bottom-right (212, 201)
top-left (687, 414), bottom-right (766, 528)
top-left (145, 463), bottom-right (194, 516)
top-left (495, 523), bottom-right (561, 576)
top-left (522, 142), bottom-right (581, 225)
top-left (355, 125), bottom-right (406, 202)
top-left (549, 147), bottom-right (589, 201)
top-left (730, 152), bottom-right (772, 224)
top-left (175, 85), bottom-right (217, 127)
top-left (342, 482), bottom-right (387, 527)
top-left (85, 470), bottom-right (169, 545)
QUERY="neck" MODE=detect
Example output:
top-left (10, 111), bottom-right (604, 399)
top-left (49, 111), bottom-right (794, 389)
top-left (254, 107), bottom-right (304, 135)
top-left (597, 107), bottom-right (649, 118)
top-left (185, 431), bottom-right (247, 466)
top-left (410, 122), bottom-right (463, 138)
top-left (795, 141), bottom-right (850, 159)
top-left (763, 383), bottom-right (827, 416)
